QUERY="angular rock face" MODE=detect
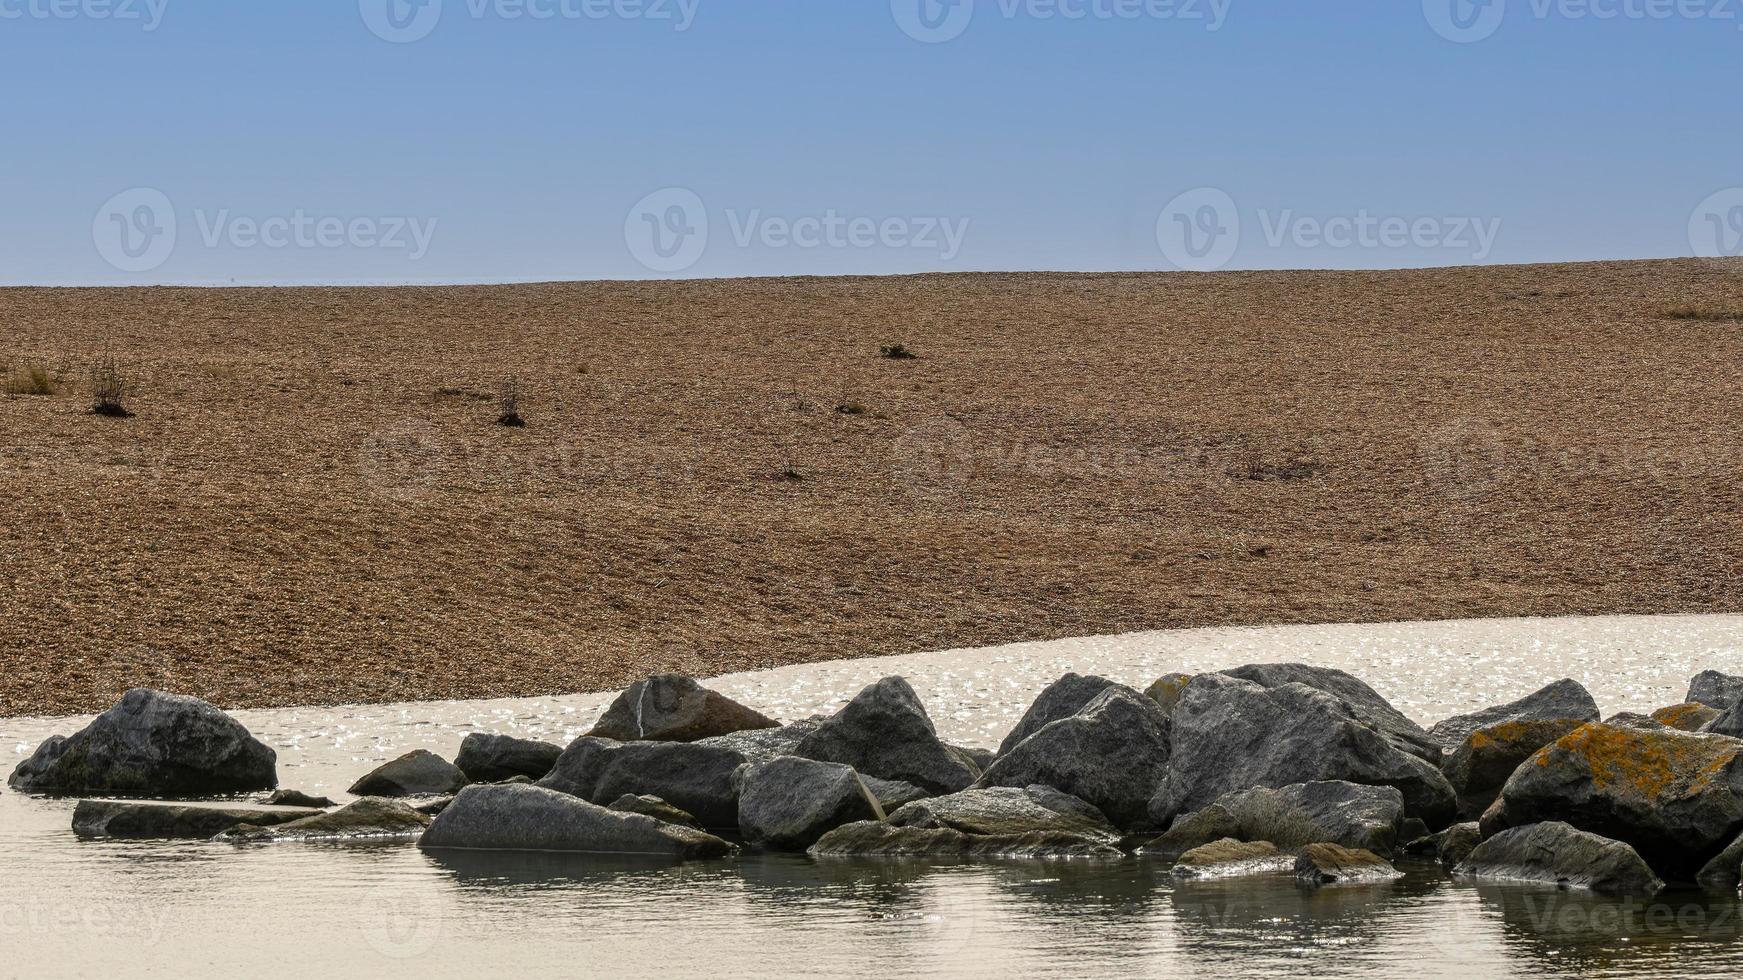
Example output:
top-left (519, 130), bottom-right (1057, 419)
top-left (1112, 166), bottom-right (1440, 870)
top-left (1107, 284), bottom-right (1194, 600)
top-left (807, 822), bottom-right (1123, 859)
top-left (1652, 703), bottom-right (1722, 733)
top-left (454, 734), bottom-right (563, 783)
top-left (537, 737), bottom-right (747, 827)
top-left (348, 750), bottom-right (470, 798)
top-left (588, 675), bottom-right (779, 743)
top-left (696, 719), bottom-right (822, 763)
top-left (1438, 822), bottom-right (1483, 871)
top-left (976, 687), bottom-right (1170, 830)
top-left (1696, 829), bottom-right (1743, 893)
top-left (1139, 781), bottom-right (1406, 861)
top-left (1150, 675), bottom-right (1456, 830)
top-left (1293, 843), bottom-right (1401, 885)
top-left (1492, 723), bottom-right (1743, 879)
top-left (1705, 702), bottom-right (1743, 740)
top-left (1427, 679), bottom-right (1600, 749)
top-left (737, 757), bottom-right (886, 850)
top-left (1443, 717), bottom-right (1592, 818)
top-left (215, 798), bottom-right (433, 843)
top-left (794, 678), bottom-right (979, 794)
top-left (891, 785), bottom-right (1119, 842)
top-left (1170, 839), bottom-right (1294, 879)
top-left (996, 673), bottom-right (1122, 756)
top-left (1145, 674), bottom-right (1193, 715)
top-left (419, 784), bottom-right (733, 859)
top-left (7, 690), bottom-right (277, 798)
top-left (1688, 671), bottom-right (1743, 711)
top-left (607, 795), bottom-right (701, 829)
top-left (1456, 821), bottom-right (1665, 895)
top-left (1221, 663), bottom-right (1441, 763)
top-left (73, 800), bottom-right (321, 839)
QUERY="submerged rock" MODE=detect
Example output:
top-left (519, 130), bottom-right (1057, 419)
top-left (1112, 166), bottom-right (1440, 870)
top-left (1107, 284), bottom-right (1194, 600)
top-left (1221, 663), bottom-right (1441, 763)
top-left (215, 798), bottom-right (432, 843)
top-left (1490, 723), bottom-right (1743, 879)
top-left (1170, 839), bottom-right (1294, 879)
top-left (74, 800), bottom-right (320, 839)
top-left (1688, 671), bottom-right (1743, 711)
top-left (996, 673), bottom-right (1122, 756)
top-left (976, 686), bottom-right (1170, 830)
top-left (1150, 675), bottom-right (1456, 830)
top-left (1139, 781), bottom-right (1406, 861)
top-left (892, 785), bottom-right (1119, 842)
top-left (538, 737), bottom-right (747, 827)
top-left (1428, 679), bottom-right (1600, 750)
top-left (419, 784), bottom-right (733, 859)
top-left (807, 822), bottom-right (1122, 860)
top-left (1651, 703), bottom-right (1722, 733)
top-left (1438, 822), bottom-right (1483, 871)
top-left (1456, 821), bottom-right (1665, 895)
top-left (348, 750), bottom-right (469, 798)
top-left (454, 734), bottom-right (563, 783)
top-left (1293, 843), bottom-right (1402, 886)
top-left (795, 678), bottom-right (980, 794)
top-left (607, 795), bottom-right (701, 829)
top-left (737, 757), bottom-right (887, 850)
top-left (588, 675), bottom-right (779, 743)
top-left (8, 690), bottom-right (277, 798)
top-left (260, 789), bottom-right (335, 809)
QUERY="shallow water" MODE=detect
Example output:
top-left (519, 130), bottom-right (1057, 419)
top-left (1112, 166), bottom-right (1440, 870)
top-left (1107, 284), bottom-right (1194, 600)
top-left (6, 614), bottom-right (1743, 978)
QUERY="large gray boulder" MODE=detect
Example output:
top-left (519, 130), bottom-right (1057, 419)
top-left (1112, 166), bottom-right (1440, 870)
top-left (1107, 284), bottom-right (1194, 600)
top-left (1150, 675), bottom-right (1457, 829)
top-left (737, 757), bottom-right (887, 850)
top-left (1688, 671), bottom-right (1743, 711)
top-left (537, 737), bottom-right (747, 827)
top-left (1456, 821), bottom-right (1665, 895)
top-left (1428, 679), bottom-right (1600, 749)
top-left (348, 750), bottom-right (469, 798)
top-left (996, 673), bottom-right (1121, 756)
top-left (697, 719), bottom-right (822, 762)
top-left (891, 785), bottom-right (1119, 843)
top-left (73, 800), bottom-right (321, 839)
top-left (214, 798), bottom-right (432, 843)
top-left (420, 784), bottom-right (733, 859)
top-left (8, 690), bottom-right (277, 798)
top-left (454, 734), bottom-right (562, 783)
top-left (588, 675), bottom-right (779, 743)
top-left (1443, 713), bottom-right (1597, 819)
top-left (975, 686), bottom-right (1170, 830)
top-left (1139, 781), bottom-right (1407, 860)
top-left (1221, 663), bottom-right (1440, 763)
top-left (1489, 722), bottom-right (1743, 879)
top-left (794, 678), bottom-right (979, 794)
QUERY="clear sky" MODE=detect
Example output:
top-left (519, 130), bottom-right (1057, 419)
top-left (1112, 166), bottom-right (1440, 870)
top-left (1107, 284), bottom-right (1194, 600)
top-left (3, 0), bottom-right (1739, 284)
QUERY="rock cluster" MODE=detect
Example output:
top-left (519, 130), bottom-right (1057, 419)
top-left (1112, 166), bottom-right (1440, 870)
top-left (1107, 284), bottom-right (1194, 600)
top-left (19, 668), bottom-right (1743, 892)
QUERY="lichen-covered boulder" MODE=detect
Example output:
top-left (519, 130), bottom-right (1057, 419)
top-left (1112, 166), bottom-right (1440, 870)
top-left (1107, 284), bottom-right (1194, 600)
top-left (1428, 679), bottom-right (1600, 749)
top-left (419, 784), bottom-right (733, 859)
top-left (1139, 781), bottom-right (1406, 861)
top-left (1443, 717), bottom-right (1593, 818)
top-left (1150, 675), bottom-right (1456, 829)
top-left (8, 690), bottom-right (277, 798)
top-left (1490, 723), bottom-right (1743, 879)
top-left (1170, 839), bottom-right (1294, 879)
top-left (537, 737), bottom-right (747, 827)
top-left (588, 675), bottom-right (779, 743)
top-left (73, 800), bottom-right (321, 839)
top-left (215, 798), bottom-right (432, 843)
top-left (736, 757), bottom-right (887, 850)
top-left (454, 733), bottom-right (562, 783)
top-left (348, 750), bottom-right (469, 798)
top-left (1651, 703), bottom-right (1723, 733)
top-left (1145, 674), bottom-right (1194, 715)
top-left (1456, 821), bottom-right (1664, 895)
top-left (1294, 843), bottom-right (1401, 885)
top-left (975, 686), bottom-right (1170, 830)
top-left (1220, 663), bottom-right (1441, 763)
top-left (996, 673), bottom-right (1122, 756)
top-left (794, 678), bottom-right (979, 794)
top-left (1688, 671), bottom-right (1743, 711)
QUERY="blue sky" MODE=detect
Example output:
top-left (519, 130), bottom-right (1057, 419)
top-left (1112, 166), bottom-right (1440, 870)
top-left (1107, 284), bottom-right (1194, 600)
top-left (2, 0), bottom-right (1739, 284)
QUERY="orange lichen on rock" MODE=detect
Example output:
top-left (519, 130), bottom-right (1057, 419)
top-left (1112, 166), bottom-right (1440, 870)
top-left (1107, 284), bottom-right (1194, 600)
top-left (1537, 723), bottom-right (1743, 799)
top-left (1650, 703), bottom-right (1722, 732)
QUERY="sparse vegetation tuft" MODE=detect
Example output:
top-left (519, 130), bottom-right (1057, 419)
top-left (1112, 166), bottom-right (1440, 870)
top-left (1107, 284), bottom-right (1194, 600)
top-left (4, 360), bottom-right (58, 396)
top-left (496, 377), bottom-right (526, 427)
top-left (89, 355), bottom-right (133, 418)
top-left (1662, 304), bottom-right (1743, 323)
top-left (880, 344), bottom-right (918, 360)
top-left (836, 402), bottom-right (869, 416)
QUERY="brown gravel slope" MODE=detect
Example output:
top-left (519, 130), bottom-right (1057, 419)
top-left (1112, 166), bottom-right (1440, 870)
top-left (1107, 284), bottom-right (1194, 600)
top-left (2, 259), bottom-right (1740, 716)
